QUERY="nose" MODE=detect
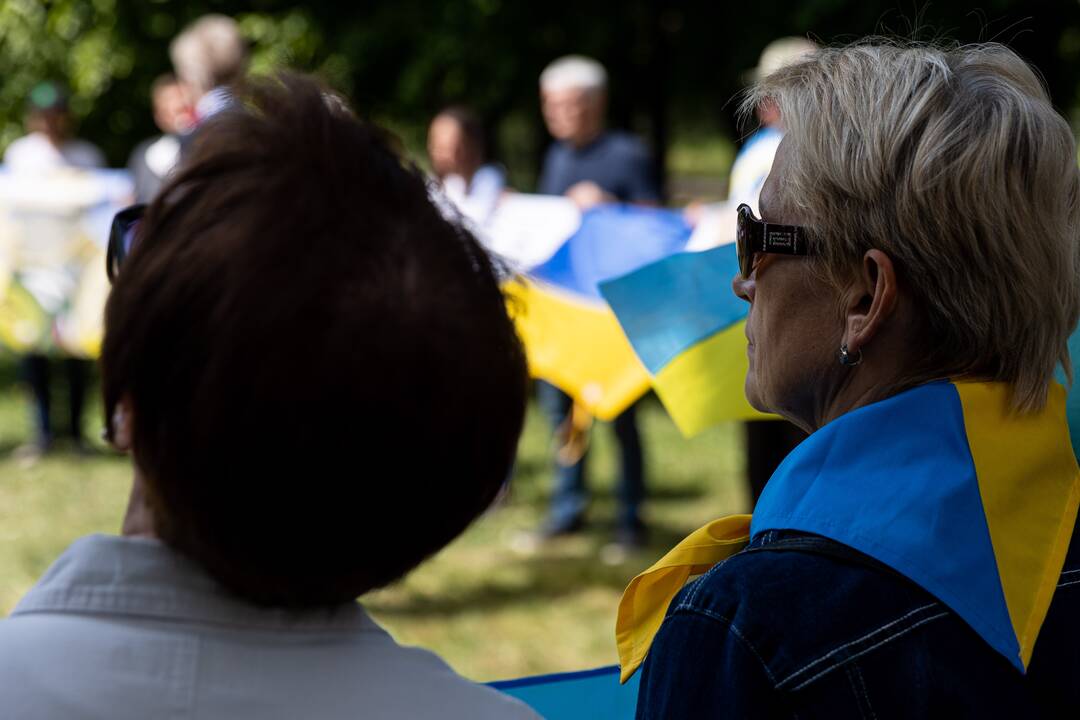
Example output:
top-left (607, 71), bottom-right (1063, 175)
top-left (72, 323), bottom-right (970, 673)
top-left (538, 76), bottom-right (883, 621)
top-left (732, 272), bottom-right (754, 304)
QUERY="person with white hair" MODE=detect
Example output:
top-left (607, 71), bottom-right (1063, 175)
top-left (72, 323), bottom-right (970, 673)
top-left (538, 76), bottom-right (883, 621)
top-left (736, 38), bottom-right (817, 507)
top-left (534, 55), bottom-right (658, 550)
top-left (170, 14), bottom-right (247, 124)
top-left (537, 55), bottom-right (658, 208)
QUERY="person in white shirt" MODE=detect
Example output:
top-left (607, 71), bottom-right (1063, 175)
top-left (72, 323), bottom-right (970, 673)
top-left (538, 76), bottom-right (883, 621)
top-left (428, 106), bottom-right (506, 225)
top-left (682, 38), bottom-right (817, 506)
top-left (4, 82), bottom-right (105, 172)
top-left (0, 73), bottom-right (539, 720)
top-left (2, 82), bottom-right (106, 458)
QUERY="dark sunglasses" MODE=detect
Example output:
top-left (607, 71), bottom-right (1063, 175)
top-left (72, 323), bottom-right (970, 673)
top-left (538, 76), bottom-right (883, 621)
top-left (735, 203), bottom-right (811, 278)
top-left (107, 204), bottom-right (147, 283)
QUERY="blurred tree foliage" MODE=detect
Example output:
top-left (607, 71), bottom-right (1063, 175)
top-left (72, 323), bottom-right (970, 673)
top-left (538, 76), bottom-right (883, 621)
top-left (2, 0), bottom-right (1080, 191)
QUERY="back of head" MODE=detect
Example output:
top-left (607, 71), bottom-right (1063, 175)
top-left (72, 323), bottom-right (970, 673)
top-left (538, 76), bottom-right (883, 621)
top-left (746, 41), bottom-right (1080, 410)
top-left (170, 14), bottom-right (247, 98)
top-left (102, 73), bottom-right (528, 607)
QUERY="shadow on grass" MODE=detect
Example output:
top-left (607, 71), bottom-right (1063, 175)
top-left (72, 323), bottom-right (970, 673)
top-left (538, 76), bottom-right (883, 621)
top-left (366, 520), bottom-right (699, 618)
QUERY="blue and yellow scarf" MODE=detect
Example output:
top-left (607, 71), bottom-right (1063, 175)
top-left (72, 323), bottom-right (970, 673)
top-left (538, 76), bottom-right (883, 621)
top-left (617, 381), bottom-right (1080, 682)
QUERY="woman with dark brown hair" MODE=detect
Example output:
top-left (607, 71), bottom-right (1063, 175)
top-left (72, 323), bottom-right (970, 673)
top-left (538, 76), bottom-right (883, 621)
top-left (0, 74), bottom-right (538, 720)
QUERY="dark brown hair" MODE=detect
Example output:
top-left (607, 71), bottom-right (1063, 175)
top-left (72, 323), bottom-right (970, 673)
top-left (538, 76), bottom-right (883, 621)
top-left (435, 105), bottom-right (487, 160)
top-left (102, 73), bottom-right (528, 607)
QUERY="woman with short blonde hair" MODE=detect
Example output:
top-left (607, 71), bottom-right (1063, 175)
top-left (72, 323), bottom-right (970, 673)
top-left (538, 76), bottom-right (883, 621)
top-left (625, 41), bottom-right (1080, 717)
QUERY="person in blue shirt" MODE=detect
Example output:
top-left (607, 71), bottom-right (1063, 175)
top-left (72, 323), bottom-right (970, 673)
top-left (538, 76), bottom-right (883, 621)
top-left (534, 55), bottom-right (658, 549)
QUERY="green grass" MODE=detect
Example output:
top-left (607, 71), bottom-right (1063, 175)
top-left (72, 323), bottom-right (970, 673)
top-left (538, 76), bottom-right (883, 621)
top-left (0, 359), bottom-right (749, 682)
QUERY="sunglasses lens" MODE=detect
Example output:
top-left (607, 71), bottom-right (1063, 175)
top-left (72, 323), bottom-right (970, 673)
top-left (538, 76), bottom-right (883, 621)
top-left (736, 206), bottom-right (751, 277)
top-left (107, 205), bottom-right (146, 282)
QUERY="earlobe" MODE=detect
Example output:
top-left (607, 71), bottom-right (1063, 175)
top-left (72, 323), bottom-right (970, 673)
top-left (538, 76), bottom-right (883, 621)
top-left (842, 249), bottom-right (898, 356)
top-left (111, 397), bottom-right (134, 453)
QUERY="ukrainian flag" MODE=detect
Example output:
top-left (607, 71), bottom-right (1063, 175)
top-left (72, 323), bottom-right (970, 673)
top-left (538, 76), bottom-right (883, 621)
top-left (508, 204), bottom-right (693, 420)
top-left (616, 380), bottom-right (1080, 681)
top-left (598, 243), bottom-right (768, 434)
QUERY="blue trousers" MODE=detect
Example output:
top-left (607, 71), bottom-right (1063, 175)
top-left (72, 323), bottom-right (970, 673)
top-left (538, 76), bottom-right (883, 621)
top-left (22, 354), bottom-right (89, 446)
top-left (537, 381), bottom-right (645, 530)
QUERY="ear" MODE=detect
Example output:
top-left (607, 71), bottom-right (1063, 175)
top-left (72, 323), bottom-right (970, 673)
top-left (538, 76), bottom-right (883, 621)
top-left (842, 249), bottom-right (898, 356)
top-left (110, 396), bottom-right (135, 453)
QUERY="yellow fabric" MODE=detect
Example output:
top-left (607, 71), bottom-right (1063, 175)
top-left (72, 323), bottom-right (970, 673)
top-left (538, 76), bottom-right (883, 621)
top-left (0, 220), bottom-right (106, 357)
top-left (506, 278), bottom-right (651, 421)
top-left (0, 280), bottom-right (49, 352)
top-left (653, 321), bottom-right (771, 436)
top-left (957, 381), bottom-right (1080, 669)
top-left (615, 514), bottom-right (751, 683)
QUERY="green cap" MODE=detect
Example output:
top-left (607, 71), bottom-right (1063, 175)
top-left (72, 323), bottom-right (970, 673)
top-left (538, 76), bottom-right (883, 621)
top-left (28, 82), bottom-right (68, 112)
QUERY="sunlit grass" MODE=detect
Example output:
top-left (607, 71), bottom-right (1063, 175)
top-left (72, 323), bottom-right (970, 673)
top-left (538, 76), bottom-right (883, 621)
top-left (0, 357), bottom-right (748, 681)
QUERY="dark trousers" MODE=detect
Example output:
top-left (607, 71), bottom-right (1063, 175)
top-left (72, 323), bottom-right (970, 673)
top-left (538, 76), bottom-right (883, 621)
top-left (22, 354), bottom-right (89, 446)
top-left (537, 380), bottom-right (645, 530)
top-left (744, 419), bottom-right (807, 506)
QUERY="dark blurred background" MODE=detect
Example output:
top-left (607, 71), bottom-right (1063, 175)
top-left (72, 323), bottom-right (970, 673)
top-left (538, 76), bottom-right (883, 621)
top-left (3, 0), bottom-right (1079, 198)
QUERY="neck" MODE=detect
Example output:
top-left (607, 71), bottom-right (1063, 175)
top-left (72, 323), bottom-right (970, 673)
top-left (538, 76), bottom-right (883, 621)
top-left (121, 470), bottom-right (159, 539)
top-left (804, 346), bottom-right (921, 434)
top-left (570, 126), bottom-right (603, 149)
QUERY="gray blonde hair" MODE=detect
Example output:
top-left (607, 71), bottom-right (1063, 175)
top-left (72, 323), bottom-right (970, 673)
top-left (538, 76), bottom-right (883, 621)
top-left (170, 15), bottom-right (247, 98)
top-left (746, 41), bottom-right (1080, 411)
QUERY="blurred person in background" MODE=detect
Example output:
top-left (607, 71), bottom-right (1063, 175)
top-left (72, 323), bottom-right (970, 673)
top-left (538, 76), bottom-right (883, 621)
top-left (534, 55), bottom-right (658, 549)
top-left (170, 13), bottom-right (247, 126)
top-left (427, 106), bottom-right (506, 225)
top-left (4, 82), bottom-right (104, 171)
top-left (538, 55), bottom-right (658, 210)
top-left (686, 38), bottom-right (817, 506)
top-left (736, 38), bottom-right (816, 506)
top-left (3, 82), bottom-right (104, 458)
top-left (0, 74), bottom-right (537, 720)
top-left (127, 74), bottom-right (195, 203)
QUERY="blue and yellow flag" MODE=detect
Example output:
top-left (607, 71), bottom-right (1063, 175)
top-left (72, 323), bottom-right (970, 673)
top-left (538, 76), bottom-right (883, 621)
top-left (598, 243), bottom-right (767, 433)
top-left (616, 380), bottom-right (1080, 680)
top-left (508, 204), bottom-right (693, 421)
top-left (0, 167), bottom-right (131, 357)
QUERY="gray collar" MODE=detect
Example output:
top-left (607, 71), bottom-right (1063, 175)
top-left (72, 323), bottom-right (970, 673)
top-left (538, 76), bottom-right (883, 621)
top-left (12, 535), bottom-right (376, 634)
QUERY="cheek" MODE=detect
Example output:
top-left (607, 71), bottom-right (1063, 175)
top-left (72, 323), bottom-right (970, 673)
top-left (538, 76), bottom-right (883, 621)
top-left (747, 277), bottom-right (838, 403)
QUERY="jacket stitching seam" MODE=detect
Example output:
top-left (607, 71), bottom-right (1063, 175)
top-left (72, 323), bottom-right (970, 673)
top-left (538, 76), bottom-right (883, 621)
top-left (777, 603), bottom-right (940, 687)
top-left (789, 612), bottom-right (950, 691)
top-left (846, 662), bottom-right (877, 720)
top-left (669, 605), bottom-right (778, 684)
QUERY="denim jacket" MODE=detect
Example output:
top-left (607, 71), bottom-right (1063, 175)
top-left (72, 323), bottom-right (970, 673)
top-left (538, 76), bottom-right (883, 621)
top-left (636, 526), bottom-right (1080, 719)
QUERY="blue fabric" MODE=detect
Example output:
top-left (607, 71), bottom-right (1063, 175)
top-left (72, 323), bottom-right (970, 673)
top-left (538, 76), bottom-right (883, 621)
top-left (537, 131), bottom-right (659, 203)
top-left (636, 528), bottom-right (1080, 718)
top-left (737, 126), bottom-right (783, 157)
top-left (750, 381), bottom-right (1019, 669)
top-left (529, 205), bottom-right (692, 301)
top-left (1062, 325), bottom-right (1080, 459)
top-left (599, 245), bottom-right (746, 374)
top-left (492, 665), bottom-right (639, 719)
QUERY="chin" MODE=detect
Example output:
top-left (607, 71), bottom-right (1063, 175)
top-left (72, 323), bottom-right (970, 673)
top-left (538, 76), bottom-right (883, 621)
top-left (744, 376), bottom-right (768, 414)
